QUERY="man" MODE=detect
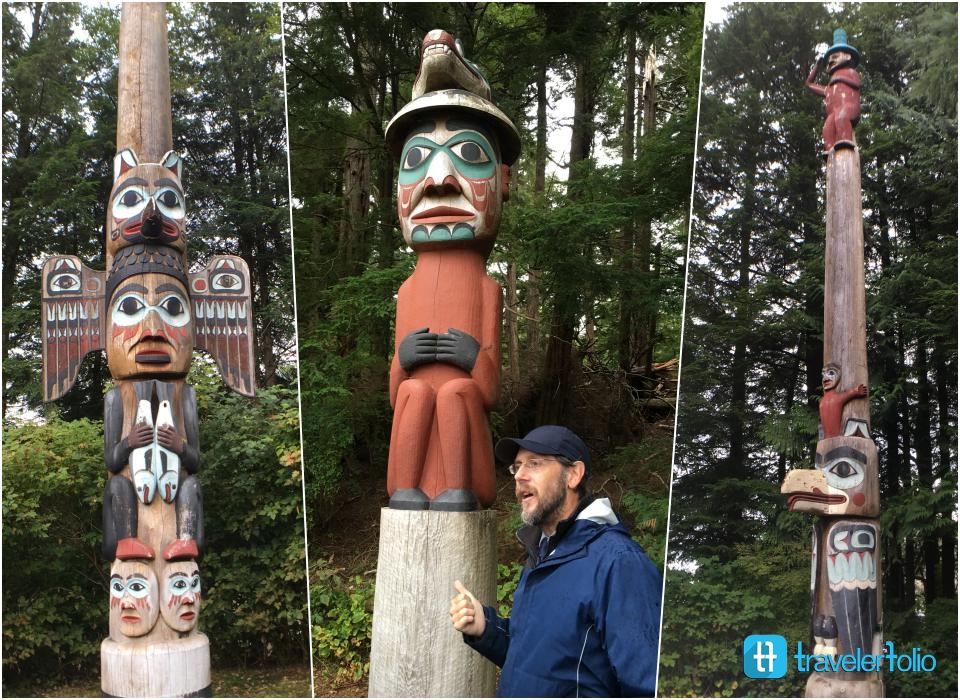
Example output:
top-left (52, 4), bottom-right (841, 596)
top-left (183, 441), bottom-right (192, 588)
top-left (450, 425), bottom-right (662, 697)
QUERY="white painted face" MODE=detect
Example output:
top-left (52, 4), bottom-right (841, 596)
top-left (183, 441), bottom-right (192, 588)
top-left (822, 365), bottom-right (840, 391)
top-left (109, 560), bottom-right (159, 638)
top-left (396, 114), bottom-right (507, 251)
top-left (160, 560), bottom-right (201, 633)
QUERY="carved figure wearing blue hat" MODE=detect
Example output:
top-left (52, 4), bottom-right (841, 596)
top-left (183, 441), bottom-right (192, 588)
top-left (805, 29), bottom-right (861, 153)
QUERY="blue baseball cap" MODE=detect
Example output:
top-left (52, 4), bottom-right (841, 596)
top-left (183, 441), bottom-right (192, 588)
top-left (495, 425), bottom-right (591, 473)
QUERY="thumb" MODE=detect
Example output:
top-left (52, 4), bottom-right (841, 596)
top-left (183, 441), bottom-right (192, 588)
top-left (454, 579), bottom-right (474, 600)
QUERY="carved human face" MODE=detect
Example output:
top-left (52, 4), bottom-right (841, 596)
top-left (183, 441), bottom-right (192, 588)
top-left (826, 50), bottom-right (853, 73)
top-left (106, 273), bottom-right (193, 379)
top-left (397, 114), bottom-right (507, 251)
top-left (822, 364), bottom-right (840, 391)
top-left (109, 560), bottom-right (159, 638)
top-left (107, 150), bottom-right (186, 264)
top-left (160, 560), bottom-right (201, 633)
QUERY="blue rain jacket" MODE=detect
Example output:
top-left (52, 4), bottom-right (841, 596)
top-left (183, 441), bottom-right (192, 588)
top-left (465, 496), bottom-right (661, 697)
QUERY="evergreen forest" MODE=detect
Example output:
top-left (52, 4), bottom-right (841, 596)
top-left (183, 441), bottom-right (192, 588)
top-left (284, 1), bottom-right (702, 689)
top-left (659, 3), bottom-right (957, 698)
top-left (2, 3), bottom-right (310, 694)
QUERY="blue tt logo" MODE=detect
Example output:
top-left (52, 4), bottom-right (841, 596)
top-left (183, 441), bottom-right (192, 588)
top-left (743, 635), bottom-right (787, 678)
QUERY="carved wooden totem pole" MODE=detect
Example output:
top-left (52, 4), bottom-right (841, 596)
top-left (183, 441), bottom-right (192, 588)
top-left (782, 29), bottom-right (883, 698)
top-left (41, 4), bottom-right (255, 696)
top-left (368, 30), bottom-right (520, 696)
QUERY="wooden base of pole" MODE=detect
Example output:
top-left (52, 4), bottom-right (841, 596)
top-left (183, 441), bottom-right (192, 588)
top-left (368, 508), bottom-right (498, 697)
top-left (101, 633), bottom-right (211, 697)
top-left (806, 673), bottom-right (883, 697)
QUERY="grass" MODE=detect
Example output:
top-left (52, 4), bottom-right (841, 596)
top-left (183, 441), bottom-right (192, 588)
top-left (18, 664), bottom-right (313, 698)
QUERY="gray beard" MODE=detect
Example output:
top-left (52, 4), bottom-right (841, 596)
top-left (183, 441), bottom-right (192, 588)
top-left (520, 473), bottom-right (567, 528)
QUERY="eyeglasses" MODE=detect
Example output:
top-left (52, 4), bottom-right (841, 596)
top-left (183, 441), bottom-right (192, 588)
top-left (508, 457), bottom-right (561, 476)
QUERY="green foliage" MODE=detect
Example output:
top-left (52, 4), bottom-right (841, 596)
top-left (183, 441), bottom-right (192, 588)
top-left (496, 561), bottom-right (524, 619)
top-left (195, 379), bottom-right (308, 666)
top-left (2, 417), bottom-right (105, 693)
top-left (884, 598), bottom-right (959, 698)
top-left (310, 561), bottom-right (374, 686)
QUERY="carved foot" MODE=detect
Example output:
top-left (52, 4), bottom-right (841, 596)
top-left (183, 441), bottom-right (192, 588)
top-left (389, 488), bottom-right (429, 510)
top-left (115, 537), bottom-right (155, 561)
top-left (163, 538), bottom-right (199, 561)
top-left (430, 489), bottom-right (477, 512)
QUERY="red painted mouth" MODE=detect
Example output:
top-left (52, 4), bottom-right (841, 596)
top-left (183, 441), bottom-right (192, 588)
top-left (785, 488), bottom-right (847, 511)
top-left (179, 611), bottom-right (196, 621)
top-left (121, 614), bottom-right (141, 623)
top-left (412, 206), bottom-right (474, 223)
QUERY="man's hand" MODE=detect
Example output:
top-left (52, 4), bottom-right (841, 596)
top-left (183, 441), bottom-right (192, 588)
top-left (449, 579), bottom-right (485, 637)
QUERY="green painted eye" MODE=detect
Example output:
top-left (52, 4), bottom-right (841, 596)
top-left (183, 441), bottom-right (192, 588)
top-left (403, 145), bottom-right (432, 170)
top-left (451, 141), bottom-right (489, 164)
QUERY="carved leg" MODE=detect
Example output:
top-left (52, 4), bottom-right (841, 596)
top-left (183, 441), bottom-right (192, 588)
top-left (431, 378), bottom-right (491, 511)
top-left (388, 379), bottom-right (435, 509)
top-left (163, 475), bottom-right (204, 561)
top-left (103, 476), bottom-right (154, 561)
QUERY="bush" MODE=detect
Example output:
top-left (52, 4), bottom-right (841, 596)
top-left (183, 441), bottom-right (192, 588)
top-left (311, 560), bottom-right (374, 685)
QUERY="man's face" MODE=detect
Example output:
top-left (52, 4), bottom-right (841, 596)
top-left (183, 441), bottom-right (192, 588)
top-left (106, 273), bottom-right (193, 379)
top-left (160, 560), bottom-right (201, 633)
top-left (397, 114), bottom-right (506, 250)
top-left (109, 560), bottom-right (159, 638)
top-left (513, 449), bottom-right (570, 530)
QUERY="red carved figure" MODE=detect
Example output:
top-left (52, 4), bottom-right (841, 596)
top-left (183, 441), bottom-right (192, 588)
top-left (805, 29), bottom-right (861, 153)
top-left (384, 31), bottom-right (521, 511)
top-left (819, 362), bottom-right (868, 439)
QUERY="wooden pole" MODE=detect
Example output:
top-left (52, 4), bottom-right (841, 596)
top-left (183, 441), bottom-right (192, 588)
top-left (41, 3), bottom-right (257, 696)
top-left (368, 509), bottom-right (498, 697)
top-left (783, 29), bottom-right (883, 698)
top-left (117, 2), bottom-right (172, 161)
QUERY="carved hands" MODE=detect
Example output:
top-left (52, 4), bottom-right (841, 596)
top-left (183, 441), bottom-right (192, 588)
top-left (398, 327), bottom-right (480, 373)
top-left (126, 422), bottom-right (154, 449)
top-left (155, 424), bottom-right (184, 455)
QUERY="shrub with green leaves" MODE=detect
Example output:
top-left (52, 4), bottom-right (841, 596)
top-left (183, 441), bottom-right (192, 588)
top-left (311, 562), bottom-right (374, 685)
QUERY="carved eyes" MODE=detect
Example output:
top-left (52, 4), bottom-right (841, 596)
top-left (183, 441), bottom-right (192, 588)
top-left (110, 575), bottom-right (152, 599)
top-left (211, 272), bottom-right (241, 292)
top-left (450, 140), bottom-right (489, 164)
top-left (403, 145), bottom-right (431, 170)
top-left (112, 292), bottom-right (190, 328)
top-left (401, 140), bottom-right (491, 170)
top-left (112, 186), bottom-right (185, 219)
top-left (49, 271), bottom-right (81, 293)
top-left (822, 456), bottom-right (864, 490)
top-left (168, 573), bottom-right (201, 596)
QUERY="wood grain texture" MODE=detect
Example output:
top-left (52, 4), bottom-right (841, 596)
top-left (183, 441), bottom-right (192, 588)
top-left (117, 3), bottom-right (172, 161)
top-left (824, 148), bottom-right (869, 432)
top-left (101, 633), bottom-right (210, 697)
top-left (368, 509), bottom-right (497, 697)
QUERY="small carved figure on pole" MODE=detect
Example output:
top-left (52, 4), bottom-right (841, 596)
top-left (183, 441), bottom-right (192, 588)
top-left (805, 29), bottom-right (861, 153)
top-left (383, 30), bottom-right (520, 512)
top-left (818, 362), bottom-right (867, 439)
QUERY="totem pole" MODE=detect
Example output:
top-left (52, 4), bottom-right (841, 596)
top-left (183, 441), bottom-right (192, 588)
top-left (41, 4), bottom-right (255, 696)
top-left (782, 29), bottom-right (883, 698)
top-left (368, 30), bottom-right (520, 696)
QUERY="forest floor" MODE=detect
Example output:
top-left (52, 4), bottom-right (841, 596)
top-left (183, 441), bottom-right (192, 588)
top-left (311, 418), bottom-right (676, 697)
